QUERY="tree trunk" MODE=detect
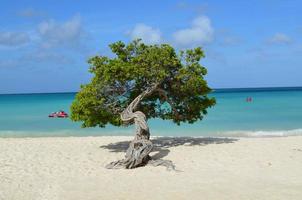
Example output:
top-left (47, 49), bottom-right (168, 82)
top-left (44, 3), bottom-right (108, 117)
top-left (105, 86), bottom-right (156, 169)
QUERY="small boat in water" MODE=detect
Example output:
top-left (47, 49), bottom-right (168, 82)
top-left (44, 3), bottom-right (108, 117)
top-left (48, 110), bottom-right (69, 118)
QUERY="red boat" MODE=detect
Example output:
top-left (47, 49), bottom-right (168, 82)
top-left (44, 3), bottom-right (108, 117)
top-left (48, 111), bottom-right (69, 118)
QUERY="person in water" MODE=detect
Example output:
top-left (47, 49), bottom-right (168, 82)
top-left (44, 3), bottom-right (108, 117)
top-left (246, 97), bottom-right (252, 102)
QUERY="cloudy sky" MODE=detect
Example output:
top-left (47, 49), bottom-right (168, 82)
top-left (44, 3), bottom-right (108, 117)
top-left (0, 0), bottom-right (301, 94)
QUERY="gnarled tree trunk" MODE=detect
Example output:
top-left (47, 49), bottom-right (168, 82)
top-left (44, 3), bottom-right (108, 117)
top-left (106, 86), bottom-right (156, 169)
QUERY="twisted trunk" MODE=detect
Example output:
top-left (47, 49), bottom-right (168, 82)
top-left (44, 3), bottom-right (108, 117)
top-left (106, 85), bottom-right (157, 169)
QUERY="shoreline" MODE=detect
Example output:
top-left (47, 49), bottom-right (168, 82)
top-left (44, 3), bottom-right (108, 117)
top-left (1, 136), bottom-right (302, 199)
top-left (1, 129), bottom-right (302, 138)
top-left (1, 134), bottom-right (302, 139)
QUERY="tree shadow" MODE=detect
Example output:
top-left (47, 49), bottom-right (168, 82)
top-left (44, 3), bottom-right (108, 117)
top-left (100, 137), bottom-right (238, 160)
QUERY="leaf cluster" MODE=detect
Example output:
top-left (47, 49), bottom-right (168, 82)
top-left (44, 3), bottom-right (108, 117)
top-left (71, 39), bottom-right (216, 127)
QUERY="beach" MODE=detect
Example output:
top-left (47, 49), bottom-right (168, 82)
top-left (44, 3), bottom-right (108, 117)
top-left (2, 0), bottom-right (302, 199)
top-left (1, 136), bottom-right (301, 200)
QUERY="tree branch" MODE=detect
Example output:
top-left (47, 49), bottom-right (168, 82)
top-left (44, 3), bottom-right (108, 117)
top-left (120, 82), bottom-right (159, 123)
top-left (155, 88), bottom-right (182, 119)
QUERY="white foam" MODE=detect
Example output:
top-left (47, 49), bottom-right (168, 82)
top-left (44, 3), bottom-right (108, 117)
top-left (1, 129), bottom-right (302, 138)
top-left (214, 129), bottom-right (302, 137)
top-left (0, 129), bottom-right (133, 138)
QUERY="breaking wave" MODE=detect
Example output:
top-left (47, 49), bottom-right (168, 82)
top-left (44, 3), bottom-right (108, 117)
top-left (0, 129), bottom-right (302, 138)
top-left (214, 129), bottom-right (302, 137)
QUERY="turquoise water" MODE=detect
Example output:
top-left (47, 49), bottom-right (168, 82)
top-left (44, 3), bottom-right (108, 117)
top-left (0, 87), bottom-right (302, 137)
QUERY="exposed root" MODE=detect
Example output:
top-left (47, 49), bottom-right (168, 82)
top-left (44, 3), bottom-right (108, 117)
top-left (106, 139), bottom-right (153, 169)
top-left (105, 139), bottom-right (178, 171)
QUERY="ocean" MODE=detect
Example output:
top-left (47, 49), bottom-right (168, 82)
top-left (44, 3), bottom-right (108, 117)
top-left (0, 87), bottom-right (301, 137)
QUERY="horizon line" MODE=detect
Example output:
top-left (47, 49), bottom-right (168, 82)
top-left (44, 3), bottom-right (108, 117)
top-left (1, 86), bottom-right (302, 95)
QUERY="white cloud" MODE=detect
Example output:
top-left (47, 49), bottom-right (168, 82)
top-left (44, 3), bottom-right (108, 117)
top-left (0, 31), bottom-right (30, 46)
top-left (173, 16), bottom-right (214, 47)
top-left (38, 16), bottom-right (85, 48)
top-left (267, 33), bottom-right (292, 45)
top-left (18, 8), bottom-right (44, 18)
top-left (0, 51), bottom-right (73, 69)
top-left (128, 24), bottom-right (162, 44)
top-left (23, 51), bottom-right (72, 64)
top-left (0, 59), bottom-right (18, 68)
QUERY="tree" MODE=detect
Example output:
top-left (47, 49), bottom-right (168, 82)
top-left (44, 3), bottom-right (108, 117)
top-left (70, 39), bottom-right (216, 169)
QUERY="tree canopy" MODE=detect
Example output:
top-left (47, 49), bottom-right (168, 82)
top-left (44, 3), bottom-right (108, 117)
top-left (70, 39), bottom-right (216, 128)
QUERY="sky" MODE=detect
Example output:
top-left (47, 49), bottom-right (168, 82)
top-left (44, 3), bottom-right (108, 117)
top-left (0, 0), bottom-right (301, 94)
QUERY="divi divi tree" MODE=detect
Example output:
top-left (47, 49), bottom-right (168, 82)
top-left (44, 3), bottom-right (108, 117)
top-left (71, 39), bottom-right (216, 169)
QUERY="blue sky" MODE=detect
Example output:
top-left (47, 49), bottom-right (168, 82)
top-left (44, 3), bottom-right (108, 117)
top-left (0, 0), bottom-right (301, 94)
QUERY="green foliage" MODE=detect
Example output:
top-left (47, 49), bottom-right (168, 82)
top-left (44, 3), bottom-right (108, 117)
top-left (70, 39), bottom-right (216, 128)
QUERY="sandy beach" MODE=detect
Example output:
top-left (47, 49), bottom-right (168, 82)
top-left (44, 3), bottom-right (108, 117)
top-left (0, 136), bottom-right (301, 200)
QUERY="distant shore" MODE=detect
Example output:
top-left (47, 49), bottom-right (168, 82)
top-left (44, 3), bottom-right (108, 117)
top-left (1, 136), bottom-right (301, 200)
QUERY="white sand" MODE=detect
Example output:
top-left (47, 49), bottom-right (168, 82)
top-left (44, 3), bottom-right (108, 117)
top-left (0, 136), bottom-right (302, 200)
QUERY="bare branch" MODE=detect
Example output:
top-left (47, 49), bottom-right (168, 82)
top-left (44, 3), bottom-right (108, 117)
top-left (155, 88), bottom-right (183, 120)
